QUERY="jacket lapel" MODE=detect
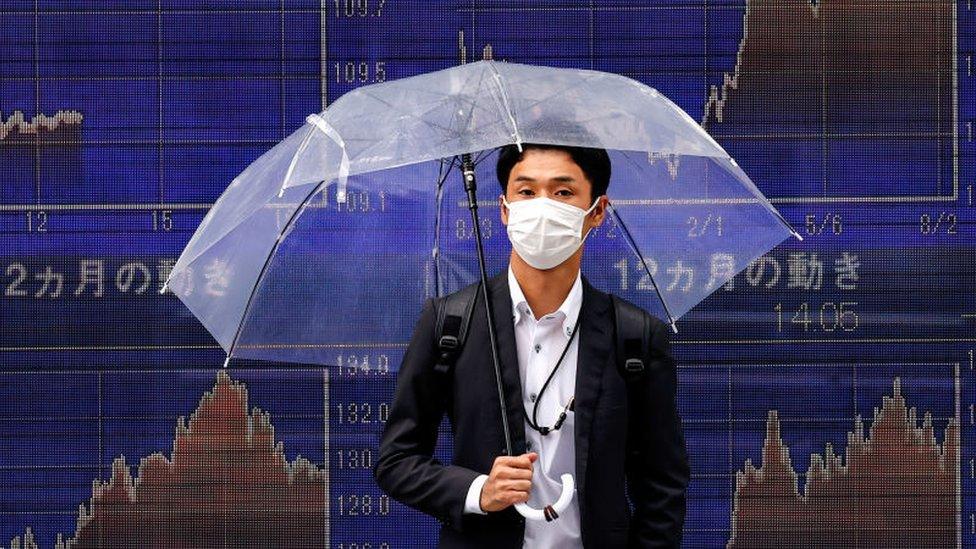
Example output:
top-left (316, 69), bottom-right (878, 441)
top-left (488, 271), bottom-right (527, 455)
top-left (573, 274), bottom-right (612, 509)
top-left (485, 269), bottom-right (613, 505)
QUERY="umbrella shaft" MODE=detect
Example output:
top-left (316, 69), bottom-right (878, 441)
top-left (461, 153), bottom-right (514, 457)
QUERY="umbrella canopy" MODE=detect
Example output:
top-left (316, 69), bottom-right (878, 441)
top-left (165, 60), bottom-right (800, 367)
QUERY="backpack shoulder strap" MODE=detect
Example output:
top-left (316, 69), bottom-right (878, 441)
top-left (433, 280), bottom-right (482, 375)
top-left (609, 293), bottom-right (650, 381)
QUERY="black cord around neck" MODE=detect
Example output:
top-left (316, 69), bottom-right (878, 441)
top-left (523, 313), bottom-right (582, 436)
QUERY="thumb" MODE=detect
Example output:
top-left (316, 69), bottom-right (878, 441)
top-left (525, 452), bottom-right (538, 463)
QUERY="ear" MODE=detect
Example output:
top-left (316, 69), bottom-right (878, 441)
top-left (499, 193), bottom-right (509, 226)
top-left (589, 195), bottom-right (609, 227)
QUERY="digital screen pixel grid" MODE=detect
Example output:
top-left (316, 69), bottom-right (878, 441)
top-left (1, 1), bottom-right (974, 547)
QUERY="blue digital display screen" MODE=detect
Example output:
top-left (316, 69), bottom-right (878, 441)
top-left (1, 1), bottom-right (974, 547)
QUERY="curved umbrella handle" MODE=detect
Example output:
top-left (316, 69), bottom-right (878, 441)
top-left (514, 473), bottom-right (575, 521)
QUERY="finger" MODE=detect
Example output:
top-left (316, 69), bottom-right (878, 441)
top-left (504, 491), bottom-right (528, 505)
top-left (497, 455), bottom-right (525, 468)
top-left (509, 490), bottom-right (530, 504)
top-left (498, 479), bottom-right (529, 492)
top-left (504, 479), bottom-right (531, 492)
top-left (496, 462), bottom-right (526, 476)
top-left (491, 462), bottom-right (516, 478)
top-left (503, 467), bottom-right (533, 481)
top-left (510, 455), bottom-right (535, 470)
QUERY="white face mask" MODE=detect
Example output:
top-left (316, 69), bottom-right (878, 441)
top-left (502, 195), bottom-right (600, 270)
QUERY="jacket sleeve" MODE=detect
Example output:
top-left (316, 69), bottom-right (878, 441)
top-left (625, 317), bottom-right (690, 548)
top-left (373, 296), bottom-right (482, 531)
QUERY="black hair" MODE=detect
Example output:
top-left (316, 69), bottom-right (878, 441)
top-left (496, 143), bottom-right (611, 203)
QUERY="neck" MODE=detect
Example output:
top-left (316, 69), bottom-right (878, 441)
top-left (510, 249), bottom-right (582, 321)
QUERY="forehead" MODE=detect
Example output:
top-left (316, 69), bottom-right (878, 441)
top-left (508, 148), bottom-right (587, 185)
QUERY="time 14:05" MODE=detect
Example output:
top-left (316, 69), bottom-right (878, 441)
top-left (774, 301), bottom-right (858, 332)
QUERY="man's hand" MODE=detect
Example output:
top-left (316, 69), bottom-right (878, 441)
top-left (479, 452), bottom-right (537, 512)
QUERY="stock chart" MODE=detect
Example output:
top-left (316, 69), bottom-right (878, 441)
top-left (1, 1), bottom-right (974, 547)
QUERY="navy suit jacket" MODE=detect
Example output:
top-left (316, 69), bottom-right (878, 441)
top-left (374, 270), bottom-right (689, 548)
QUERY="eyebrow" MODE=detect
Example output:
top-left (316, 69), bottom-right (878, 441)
top-left (513, 175), bottom-right (578, 184)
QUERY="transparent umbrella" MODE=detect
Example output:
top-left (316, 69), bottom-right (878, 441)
top-left (163, 59), bottom-right (801, 520)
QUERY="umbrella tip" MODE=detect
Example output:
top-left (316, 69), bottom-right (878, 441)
top-left (158, 283), bottom-right (168, 294)
top-left (792, 230), bottom-right (804, 242)
top-left (222, 355), bottom-right (230, 369)
top-left (669, 319), bottom-right (678, 334)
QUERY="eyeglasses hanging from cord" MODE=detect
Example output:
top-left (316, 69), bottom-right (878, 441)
top-left (523, 313), bottom-right (581, 436)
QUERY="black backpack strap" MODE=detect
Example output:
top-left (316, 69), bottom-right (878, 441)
top-left (433, 280), bottom-right (482, 375)
top-left (610, 294), bottom-right (651, 380)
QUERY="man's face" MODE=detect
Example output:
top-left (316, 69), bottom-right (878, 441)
top-left (499, 148), bottom-right (607, 234)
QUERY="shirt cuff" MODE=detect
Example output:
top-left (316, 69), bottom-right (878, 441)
top-left (463, 474), bottom-right (489, 515)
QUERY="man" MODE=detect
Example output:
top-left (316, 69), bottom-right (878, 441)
top-left (374, 143), bottom-right (690, 548)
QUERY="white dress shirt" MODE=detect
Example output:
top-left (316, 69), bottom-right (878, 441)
top-left (463, 264), bottom-right (583, 548)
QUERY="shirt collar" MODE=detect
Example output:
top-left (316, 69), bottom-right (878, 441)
top-left (508, 264), bottom-right (583, 339)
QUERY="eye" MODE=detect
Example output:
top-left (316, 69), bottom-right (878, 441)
top-left (518, 189), bottom-right (534, 196)
top-left (556, 189), bottom-right (572, 197)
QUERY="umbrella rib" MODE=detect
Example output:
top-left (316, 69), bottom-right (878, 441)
top-left (432, 155), bottom-right (460, 297)
top-left (485, 62), bottom-right (523, 148)
top-left (338, 87), bottom-right (503, 164)
top-left (328, 66), bottom-right (514, 170)
top-left (456, 62), bottom-right (495, 143)
top-left (607, 204), bottom-right (678, 332)
top-left (497, 72), bottom-right (602, 120)
top-left (398, 65), bottom-right (502, 146)
top-left (223, 180), bottom-right (327, 365)
top-left (521, 74), bottom-right (601, 113)
top-left (391, 71), bottom-right (501, 126)
top-left (354, 88), bottom-right (457, 135)
top-left (616, 148), bottom-right (802, 241)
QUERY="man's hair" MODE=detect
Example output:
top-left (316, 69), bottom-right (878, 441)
top-left (495, 143), bottom-right (612, 202)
